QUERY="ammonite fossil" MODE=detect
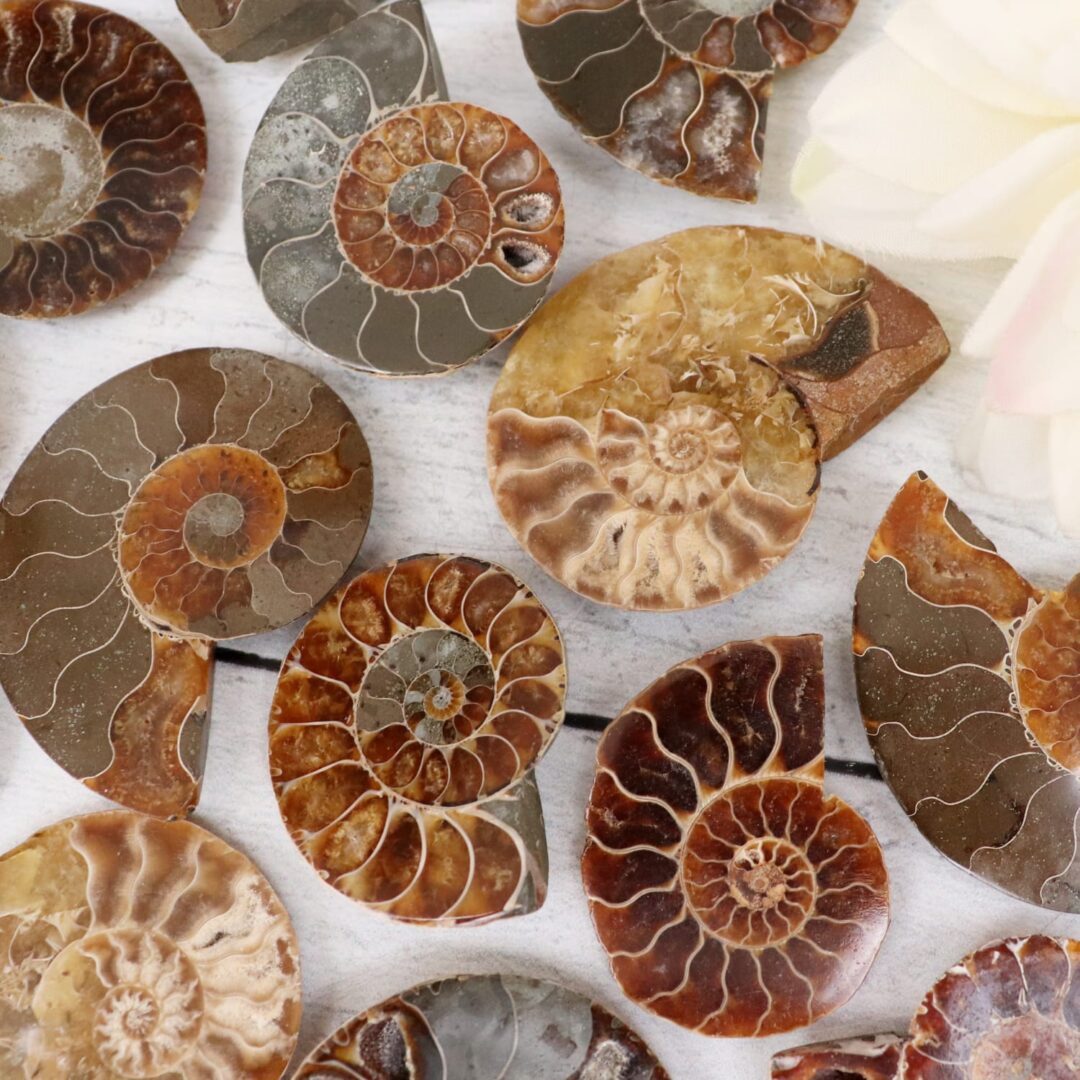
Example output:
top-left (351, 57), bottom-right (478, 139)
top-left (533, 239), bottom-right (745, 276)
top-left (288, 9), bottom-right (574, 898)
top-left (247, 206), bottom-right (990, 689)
top-left (0, 810), bottom-right (302, 1078)
top-left (0, 348), bottom-right (372, 818)
top-left (243, 0), bottom-right (564, 377)
top-left (583, 635), bottom-right (890, 1037)
top-left (0, 0), bottom-right (207, 318)
top-left (518, 0), bottom-right (858, 201)
top-left (775, 936), bottom-right (1080, 1079)
top-left (488, 226), bottom-right (949, 610)
top-left (296, 974), bottom-right (669, 1078)
top-left (269, 554), bottom-right (566, 925)
top-left (855, 472), bottom-right (1080, 910)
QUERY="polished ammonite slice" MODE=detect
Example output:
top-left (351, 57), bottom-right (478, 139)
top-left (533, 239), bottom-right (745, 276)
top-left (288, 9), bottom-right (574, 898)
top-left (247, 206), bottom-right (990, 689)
top-left (0, 348), bottom-right (372, 817)
top-left (243, 0), bottom-right (564, 377)
top-left (518, 0), bottom-right (858, 201)
top-left (0, 0), bottom-right (207, 318)
top-left (269, 554), bottom-right (566, 925)
top-left (0, 811), bottom-right (301, 1079)
top-left (295, 974), bottom-right (669, 1078)
top-left (772, 1035), bottom-right (904, 1079)
top-left (488, 226), bottom-right (948, 610)
top-left (855, 472), bottom-right (1080, 910)
top-left (583, 635), bottom-right (890, 1037)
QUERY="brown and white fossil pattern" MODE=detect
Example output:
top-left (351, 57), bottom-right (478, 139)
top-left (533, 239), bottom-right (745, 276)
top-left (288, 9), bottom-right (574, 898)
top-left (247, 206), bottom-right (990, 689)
top-left (243, 0), bottom-right (564, 377)
top-left (0, 349), bottom-right (372, 818)
top-left (488, 226), bottom-right (948, 610)
top-left (269, 554), bottom-right (566, 925)
top-left (583, 635), bottom-right (890, 1037)
top-left (0, 811), bottom-right (302, 1079)
top-left (517, 0), bottom-right (858, 201)
top-left (0, 0), bottom-right (207, 318)
top-left (295, 974), bottom-right (669, 1078)
top-left (855, 472), bottom-right (1080, 911)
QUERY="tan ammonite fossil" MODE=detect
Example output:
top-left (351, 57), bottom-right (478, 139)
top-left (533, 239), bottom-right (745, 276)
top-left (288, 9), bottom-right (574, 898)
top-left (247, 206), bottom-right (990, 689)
top-left (775, 936), bottom-right (1080, 1079)
top-left (583, 635), bottom-right (890, 1037)
top-left (269, 554), bottom-right (566, 925)
top-left (0, 810), bottom-right (302, 1079)
top-left (0, 0), bottom-right (207, 318)
top-left (0, 348), bottom-right (373, 818)
top-left (488, 225), bottom-right (949, 610)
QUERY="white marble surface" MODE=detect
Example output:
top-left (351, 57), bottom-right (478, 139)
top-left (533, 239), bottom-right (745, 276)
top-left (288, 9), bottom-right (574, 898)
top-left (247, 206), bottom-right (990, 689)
top-left (1, 1), bottom-right (1078, 1076)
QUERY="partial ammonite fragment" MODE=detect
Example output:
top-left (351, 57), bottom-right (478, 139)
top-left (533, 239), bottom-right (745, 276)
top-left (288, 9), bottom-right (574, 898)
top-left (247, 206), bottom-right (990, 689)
top-left (0, 810), bottom-right (302, 1079)
top-left (518, 0), bottom-right (858, 201)
top-left (0, 348), bottom-right (373, 817)
top-left (269, 554), bottom-right (566, 925)
top-left (772, 1035), bottom-right (903, 1079)
top-left (295, 974), bottom-right (669, 1078)
top-left (488, 226), bottom-right (948, 610)
top-left (0, 0), bottom-right (207, 318)
top-left (854, 472), bottom-right (1080, 910)
top-left (583, 635), bottom-right (890, 1036)
top-left (243, 0), bottom-right (564, 376)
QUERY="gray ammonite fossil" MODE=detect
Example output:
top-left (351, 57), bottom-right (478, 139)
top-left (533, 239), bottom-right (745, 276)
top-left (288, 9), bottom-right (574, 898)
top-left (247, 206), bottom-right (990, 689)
top-left (243, 0), bottom-right (565, 377)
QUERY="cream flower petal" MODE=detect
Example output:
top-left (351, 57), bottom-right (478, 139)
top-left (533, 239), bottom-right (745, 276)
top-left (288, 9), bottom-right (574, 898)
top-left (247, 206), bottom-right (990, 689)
top-left (1049, 415), bottom-right (1080, 537)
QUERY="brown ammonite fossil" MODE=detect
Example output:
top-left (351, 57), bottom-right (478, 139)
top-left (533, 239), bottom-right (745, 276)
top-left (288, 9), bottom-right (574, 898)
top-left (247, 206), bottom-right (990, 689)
top-left (0, 811), bottom-right (302, 1079)
top-left (488, 225), bottom-right (949, 610)
top-left (0, 0), bottom-right (207, 318)
top-left (583, 635), bottom-right (890, 1037)
top-left (855, 472), bottom-right (1080, 911)
top-left (269, 554), bottom-right (566, 925)
top-left (518, 0), bottom-right (858, 201)
top-left (0, 349), bottom-right (372, 818)
top-left (775, 936), bottom-right (1080, 1080)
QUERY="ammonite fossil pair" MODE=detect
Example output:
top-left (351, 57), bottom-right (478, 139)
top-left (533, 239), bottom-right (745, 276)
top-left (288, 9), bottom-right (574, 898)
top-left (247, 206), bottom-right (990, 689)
top-left (242, 0), bottom-right (565, 377)
top-left (489, 225), bottom-right (949, 611)
top-left (0, 348), bottom-right (372, 817)
top-left (775, 936), bottom-right (1080, 1079)
top-left (855, 473), bottom-right (1080, 912)
top-left (0, 0), bottom-right (206, 318)
top-left (584, 635), bottom-right (890, 1037)
top-left (519, 0), bottom-right (858, 201)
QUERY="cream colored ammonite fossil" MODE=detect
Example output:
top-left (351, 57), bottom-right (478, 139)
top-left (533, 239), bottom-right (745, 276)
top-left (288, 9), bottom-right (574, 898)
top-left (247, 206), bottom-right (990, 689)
top-left (583, 635), bottom-right (889, 1037)
top-left (0, 348), bottom-right (372, 818)
top-left (0, 811), bottom-right (302, 1079)
top-left (518, 0), bottom-right (858, 201)
top-left (775, 936), bottom-right (1080, 1079)
top-left (0, 0), bottom-right (207, 318)
top-left (855, 472), bottom-right (1080, 911)
top-left (243, 0), bottom-right (564, 377)
top-left (295, 974), bottom-right (669, 1078)
top-left (269, 554), bottom-right (566, 925)
top-left (488, 225), bottom-right (949, 610)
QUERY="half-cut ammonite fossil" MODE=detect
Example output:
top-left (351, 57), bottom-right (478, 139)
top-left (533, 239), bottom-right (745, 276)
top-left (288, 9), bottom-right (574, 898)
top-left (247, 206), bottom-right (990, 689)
top-left (489, 226), bottom-right (949, 610)
top-left (775, 936), bottom-right (1080, 1079)
top-left (0, 0), bottom-right (207, 318)
top-left (855, 472), bottom-right (1080, 911)
top-left (244, 0), bottom-right (564, 377)
top-left (583, 635), bottom-right (890, 1037)
top-left (0, 811), bottom-right (302, 1078)
top-left (518, 0), bottom-right (858, 201)
top-left (296, 974), bottom-right (669, 1078)
top-left (0, 348), bottom-right (372, 818)
top-left (269, 554), bottom-right (566, 925)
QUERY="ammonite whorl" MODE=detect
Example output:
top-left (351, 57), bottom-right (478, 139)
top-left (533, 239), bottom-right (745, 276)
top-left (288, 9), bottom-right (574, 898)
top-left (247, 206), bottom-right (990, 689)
top-left (772, 1035), bottom-right (903, 1079)
top-left (269, 554), bottom-right (566, 925)
top-left (0, 811), bottom-right (302, 1078)
top-left (583, 635), bottom-right (889, 1037)
top-left (488, 226), bottom-right (948, 611)
top-left (295, 974), bottom-right (670, 1078)
top-left (854, 472), bottom-right (1080, 910)
top-left (0, 0), bottom-right (207, 318)
top-left (243, 0), bottom-right (564, 377)
top-left (0, 349), bottom-right (373, 818)
top-left (518, 0), bottom-right (858, 202)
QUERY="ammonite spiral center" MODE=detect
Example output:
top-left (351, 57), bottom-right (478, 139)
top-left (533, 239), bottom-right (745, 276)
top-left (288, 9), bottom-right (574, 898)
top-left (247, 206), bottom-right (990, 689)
top-left (0, 104), bottom-right (103, 239)
top-left (968, 1014), bottom-right (1080, 1080)
top-left (105, 986), bottom-right (161, 1037)
top-left (385, 162), bottom-right (482, 252)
